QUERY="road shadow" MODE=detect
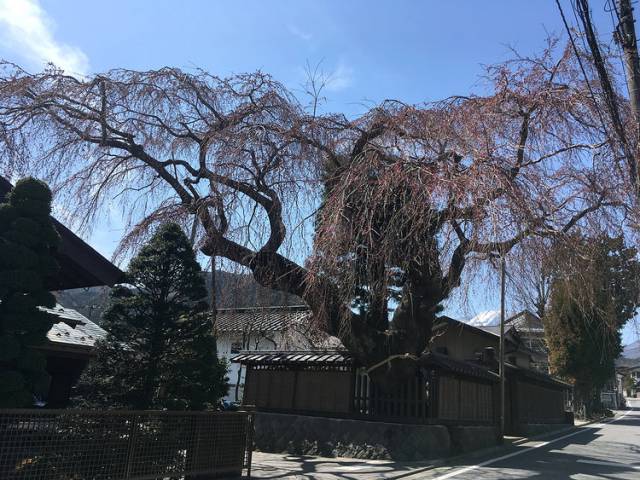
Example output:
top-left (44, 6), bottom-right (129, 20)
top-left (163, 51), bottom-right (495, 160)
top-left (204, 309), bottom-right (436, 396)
top-left (439, 416), bottom-right (640, 480)
top-left (248, 453), bottom-right (438, 479)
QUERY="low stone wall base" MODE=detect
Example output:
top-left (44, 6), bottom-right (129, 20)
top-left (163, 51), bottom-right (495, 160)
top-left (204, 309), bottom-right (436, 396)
top-left (253, 412), bottom-right (500, 461)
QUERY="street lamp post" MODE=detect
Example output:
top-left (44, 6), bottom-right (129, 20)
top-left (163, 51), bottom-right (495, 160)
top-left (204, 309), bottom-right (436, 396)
top-left (499, 255), bottom-right (506, 440)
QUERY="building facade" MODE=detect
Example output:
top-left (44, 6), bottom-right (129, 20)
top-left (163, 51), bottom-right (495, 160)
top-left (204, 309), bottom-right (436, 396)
top-left (216, 305), bottom-right (337, 401)
top-left (504, 311), bottom-right (550, 372)
top-left (38, 305), bottom-right (107, 407)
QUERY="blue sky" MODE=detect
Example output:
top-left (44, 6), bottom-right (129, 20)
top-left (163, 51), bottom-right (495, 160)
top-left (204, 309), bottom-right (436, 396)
top-left (0, 0), bottom-right (637, 344)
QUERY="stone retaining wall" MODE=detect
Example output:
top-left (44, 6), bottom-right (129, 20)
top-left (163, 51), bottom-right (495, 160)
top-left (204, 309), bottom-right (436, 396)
top-left (253, 412), bottom-right (500, 461)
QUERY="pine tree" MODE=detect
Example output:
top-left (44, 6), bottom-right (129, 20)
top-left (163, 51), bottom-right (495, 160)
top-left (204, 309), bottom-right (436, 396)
top-left (0, 178), bottom-right (59, 407)
top-left (74, 223), bottom-right (227, 410)
top-left (544, 235), bottom-right (640, 416)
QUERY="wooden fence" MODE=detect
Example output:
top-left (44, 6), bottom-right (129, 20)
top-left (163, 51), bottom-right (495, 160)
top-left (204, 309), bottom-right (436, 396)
top-left (511, 377), bottom-right (569, 425)
top-left (353, 369), bottom-right (433, 422)
top-left (238, 353), bottom-right (572, 431)
top-left (243, 364), bottom-right (353, 414)
top-left (0, 409), bottom-right (254, 480)
top-left (243, 363), bottom-right (498, 425)
top-left (436, 374), bottom-right (495, 423)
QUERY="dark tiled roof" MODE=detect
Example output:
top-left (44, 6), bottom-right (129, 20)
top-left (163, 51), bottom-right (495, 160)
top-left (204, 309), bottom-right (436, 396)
top-left (435, 316), bottom-right (516, 341)
top-left (41, 304), bottom-right (107, 352)
top-left (506, 362), bottom-right (572, 388)
top-left (232, 350), bottom-right (353, 366)
top-left (215, 305), bottom-right (311, 334)
top-left (477, 324), bottom-right (516, 337)
top-left (420, 351), bottom-right (500, 382)
top-left (505, 310), bottom-right (545, 332)
top-left (616, 356), bottom-right (640, 369)
top-left (426, 350), bottom-right (569, 388)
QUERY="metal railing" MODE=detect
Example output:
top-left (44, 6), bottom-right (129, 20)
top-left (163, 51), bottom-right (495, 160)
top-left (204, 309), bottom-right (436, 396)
top-left (0, 408), bottom-right (254, 480)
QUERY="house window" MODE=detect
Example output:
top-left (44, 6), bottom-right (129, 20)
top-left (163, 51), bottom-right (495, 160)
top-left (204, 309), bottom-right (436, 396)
top-left (230, 341), bottom-right (243, 354)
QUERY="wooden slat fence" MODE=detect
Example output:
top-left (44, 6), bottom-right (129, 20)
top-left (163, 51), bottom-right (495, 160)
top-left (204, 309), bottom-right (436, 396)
top-left (242, 362), bottom-right (571, 430)
top-left (436, 374), bottom-right (494, 423)
top-left (243, 365), bottom-right (353, 414)
top-left (353, 369), bottom-right (433, 422)
top-left (514, 379), bottom-right (567, 424)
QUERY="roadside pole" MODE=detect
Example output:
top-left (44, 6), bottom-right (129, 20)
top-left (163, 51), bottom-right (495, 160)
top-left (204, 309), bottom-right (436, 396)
top-left (499, 255), bottom-right (506, 440)
top-left (617, 0), bottom-right (640, 196)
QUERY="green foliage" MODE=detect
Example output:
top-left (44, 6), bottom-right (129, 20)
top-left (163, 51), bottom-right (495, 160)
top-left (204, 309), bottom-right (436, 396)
top-left (544, 235), bottom-right (640, 416)
top-left (73, 223), bottom-right (227, 410)
top-left (0, 178), bottom-right (59, 407)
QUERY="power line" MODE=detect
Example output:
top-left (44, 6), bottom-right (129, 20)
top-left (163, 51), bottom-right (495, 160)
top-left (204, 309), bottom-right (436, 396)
top-left (606, 0), bottom-right (631, 96)
top-left (555, 0), bottom-right (609, 132)
top-left (574, 0), bottom-right (639, 193)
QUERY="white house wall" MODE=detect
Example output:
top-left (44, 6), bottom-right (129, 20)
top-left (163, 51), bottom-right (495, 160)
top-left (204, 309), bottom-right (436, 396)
top-left (217, 331), bottom-right (287, 402)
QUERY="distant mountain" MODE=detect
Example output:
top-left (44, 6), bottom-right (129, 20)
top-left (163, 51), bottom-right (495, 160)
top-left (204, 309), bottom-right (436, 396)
top-left (466, 310), bottom-right (501, 327)
top-left (55, 286), bottom-right (111, 324)
top-left (623, 340), bottom-right (640, 360)
top-left (55, 270), bottom-right (303, 325)
top-left (202, 270), bottom-right (302, 309)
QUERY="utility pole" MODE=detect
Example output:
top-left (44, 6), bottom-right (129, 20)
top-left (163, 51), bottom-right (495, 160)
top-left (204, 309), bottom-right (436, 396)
top-left (616, 0), bottom-right (640, 194)
top-left (617, 0), bottom-right (640, 132)
top-left (499, 255), bottom-right (506, 440)
top-left (190, 209), bottom-right (218, 329)
top-left (569, 0), bottom-right (640, 196)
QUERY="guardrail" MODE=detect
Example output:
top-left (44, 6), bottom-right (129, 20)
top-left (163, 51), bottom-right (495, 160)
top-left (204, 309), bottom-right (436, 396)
top-left (0, 408), bottom-right (254, 480)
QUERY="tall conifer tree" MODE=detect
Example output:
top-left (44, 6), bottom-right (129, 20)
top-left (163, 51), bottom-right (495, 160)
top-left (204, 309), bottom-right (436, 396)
top-left (0, 178), bottom-right (59, 407)
top-left (75, 223), bottom-right (227, 410)
top-left (545, 235), bottom-right (640, 416)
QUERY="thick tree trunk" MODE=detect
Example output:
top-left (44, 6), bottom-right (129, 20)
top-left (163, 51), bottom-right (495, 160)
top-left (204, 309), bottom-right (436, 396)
top-left (206, 235), bottom-right (444, 389)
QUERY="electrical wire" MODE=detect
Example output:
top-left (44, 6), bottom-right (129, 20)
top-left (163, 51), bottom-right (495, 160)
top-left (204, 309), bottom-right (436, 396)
top-left (555, 0), bottom-right (610, 133)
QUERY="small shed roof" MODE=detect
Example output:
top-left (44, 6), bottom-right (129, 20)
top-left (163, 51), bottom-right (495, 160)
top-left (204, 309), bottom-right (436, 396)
top-left (234, 348), bottom-right (500, 381)
top-left (232, 349), bottom-right (353, 367)
top-left (216, 305), bottom-right (311, 334)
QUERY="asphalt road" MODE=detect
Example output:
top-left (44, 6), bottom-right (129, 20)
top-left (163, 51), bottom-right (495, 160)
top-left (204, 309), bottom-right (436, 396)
top-left (416, 398), bottom-right (640, 479)
top-left (251, 399), bottom-right (640, 479)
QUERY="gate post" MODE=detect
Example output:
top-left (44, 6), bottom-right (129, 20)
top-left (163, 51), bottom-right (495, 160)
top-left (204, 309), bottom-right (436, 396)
top-left (245, 411), bottom-right (255, 478)
top-left (124, 413), bottom-right (139, 479)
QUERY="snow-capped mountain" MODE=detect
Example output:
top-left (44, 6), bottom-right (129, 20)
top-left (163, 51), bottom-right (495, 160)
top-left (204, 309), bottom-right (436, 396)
top-left (466, 310), bottom-right (501, 327)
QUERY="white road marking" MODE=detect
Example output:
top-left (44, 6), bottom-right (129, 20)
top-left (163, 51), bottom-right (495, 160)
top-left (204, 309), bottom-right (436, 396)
top-left (576, 459), bottom-right (640, 470)
top-left (431, 409), bottom-right (633, 479)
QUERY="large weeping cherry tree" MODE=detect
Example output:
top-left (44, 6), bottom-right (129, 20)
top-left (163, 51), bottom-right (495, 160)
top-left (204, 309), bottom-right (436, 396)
top-left (0, 40), bottom-right (631, 386)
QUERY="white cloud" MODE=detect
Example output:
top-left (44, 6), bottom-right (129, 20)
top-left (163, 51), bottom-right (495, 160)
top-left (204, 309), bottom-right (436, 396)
top-left (326, 60), bottom-right (354, 92)
top-left (287, 24), bottom-right (312, 42)
top-left (0, 0), bottom-right (89, 75)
